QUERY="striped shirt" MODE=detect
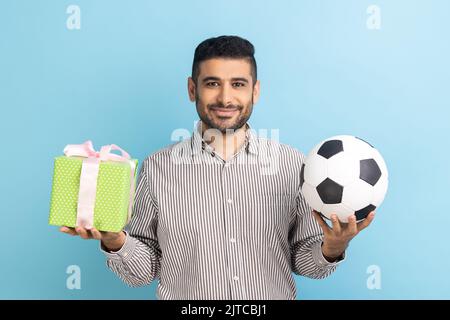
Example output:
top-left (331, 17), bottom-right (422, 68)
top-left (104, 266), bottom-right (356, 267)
top-left (101, 121), bottom-right (343, 300)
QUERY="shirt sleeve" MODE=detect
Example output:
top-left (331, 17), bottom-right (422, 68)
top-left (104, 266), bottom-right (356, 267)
top-left (289, 184), bottom-right (345, 279)
top-left (100, 157), bottom-right (162, 287)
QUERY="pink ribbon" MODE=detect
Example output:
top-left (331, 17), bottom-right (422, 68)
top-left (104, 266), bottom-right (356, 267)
top-left (63, 140), bottom-right (137, 230)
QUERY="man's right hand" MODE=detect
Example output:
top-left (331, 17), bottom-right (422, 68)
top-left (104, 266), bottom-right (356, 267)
top-left (60, 226), bottom-right (126, 252)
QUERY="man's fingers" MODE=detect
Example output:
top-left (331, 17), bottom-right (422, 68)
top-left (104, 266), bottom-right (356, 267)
top-left (357, 211), bottom-right (375, 232)
top-left (346, 214), bottom-right (358, 235)
top-left (90, 228), bottom-right (103, 240)
top-left (312, 210), bottom-right (330, 233)
top-left (330, 214), bottom-right (342, 233)
top-left (59, 226), bottom-right (103, 240)
top-left (60, 227), bottom-right (78, 236)
top-left (75, 227), bottom-right (90, 239)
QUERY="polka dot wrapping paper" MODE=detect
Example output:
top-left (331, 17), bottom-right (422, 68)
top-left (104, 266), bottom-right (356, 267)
top-left (49, 156), bottom-right (138, 232)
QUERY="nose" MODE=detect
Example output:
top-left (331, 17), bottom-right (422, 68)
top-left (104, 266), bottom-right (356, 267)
top-left (218, 83), bottom-right (233, 106)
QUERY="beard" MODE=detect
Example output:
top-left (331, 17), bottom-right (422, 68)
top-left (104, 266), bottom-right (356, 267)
top-left (195, 91), bottom-right (254, 134)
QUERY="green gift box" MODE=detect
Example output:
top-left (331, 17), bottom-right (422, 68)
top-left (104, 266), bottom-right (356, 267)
top-left (49, 142), bottom-right (138, 232)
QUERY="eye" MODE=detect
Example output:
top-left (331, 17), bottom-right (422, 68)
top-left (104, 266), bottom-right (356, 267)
top-left (232, 82), bottom-right (245, 88)
top-left (206, 82), bottom-right (219, 87)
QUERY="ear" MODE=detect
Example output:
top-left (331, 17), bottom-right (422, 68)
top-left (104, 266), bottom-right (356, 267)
top-left (188, 77), bottom-right (196, 102)
top-left (252, 80), bottom-right (260, 104)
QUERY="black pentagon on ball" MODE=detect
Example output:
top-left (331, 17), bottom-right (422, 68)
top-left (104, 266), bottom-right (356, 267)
top-left (360, 159), bottom-right (382, 186)
top-left (356, 136), bottom-right (374, 148)
top-left (316, 178), bottom-right (343, 204)
top-left (355, 204), bottom-right (376, 221)
top-left (300, 163), bottom-right (305, 188)
top-left (317, 140), bottom-right (343, 159)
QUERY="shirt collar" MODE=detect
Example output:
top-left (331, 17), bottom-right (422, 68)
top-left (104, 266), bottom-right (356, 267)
top-left (191, 120), bottom-right (258, 156)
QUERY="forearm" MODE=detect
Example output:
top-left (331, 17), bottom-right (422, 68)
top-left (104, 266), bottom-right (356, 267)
top-left (101, 232), bottom-right (161, 287)
top-left (291, 238), bottom-right (343, 279)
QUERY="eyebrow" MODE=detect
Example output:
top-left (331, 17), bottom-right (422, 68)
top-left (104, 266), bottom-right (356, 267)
top-left (202, 76), bottom-right (249, 83)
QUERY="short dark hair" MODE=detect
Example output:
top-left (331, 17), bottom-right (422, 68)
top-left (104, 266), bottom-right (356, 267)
top-left (192, 35), bottom-right (257, 84)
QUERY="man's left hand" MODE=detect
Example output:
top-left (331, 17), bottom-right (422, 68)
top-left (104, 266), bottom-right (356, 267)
top-left (312, 210), bottom-right (375, 262)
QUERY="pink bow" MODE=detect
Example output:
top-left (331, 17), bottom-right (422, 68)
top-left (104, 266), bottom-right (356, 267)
top-left (64, 140), bottom-right (131, 162)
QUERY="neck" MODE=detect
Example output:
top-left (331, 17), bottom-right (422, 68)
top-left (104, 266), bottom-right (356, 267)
top-left (200, 121), bottom-right (248, 161)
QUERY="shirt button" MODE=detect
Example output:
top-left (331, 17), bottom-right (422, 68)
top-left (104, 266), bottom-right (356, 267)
top-left (227, 198), bottom-right (233, 204)
top-left (233, 276), bottom-right (239, 281)
top-left (230, 238), bottom-right (236, 243)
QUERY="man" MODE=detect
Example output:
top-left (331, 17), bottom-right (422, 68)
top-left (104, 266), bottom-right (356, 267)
top-left (60, 35), bottom-right (375, 299)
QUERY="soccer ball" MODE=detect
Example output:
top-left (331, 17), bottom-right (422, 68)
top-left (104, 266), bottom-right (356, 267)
top-left (300, 135), bottom-right (388, 223)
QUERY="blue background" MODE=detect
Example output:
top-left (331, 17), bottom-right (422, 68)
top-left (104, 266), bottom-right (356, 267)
top-left (1, 0), bottom-right (449, 299)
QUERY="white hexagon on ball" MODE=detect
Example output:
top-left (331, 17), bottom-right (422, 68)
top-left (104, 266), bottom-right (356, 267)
top-left (321, 203), bottom-right (354, 223)
top-left (301, 182), bottom-right (324, 213)
top-left (372, 176), bottom-right (388, 207)
top-left (327, 151), bottom-right (359, 187)
top-left (304, 153), bottom-right (328, 187)
top-left (341, 179), bottom-right (374, 212)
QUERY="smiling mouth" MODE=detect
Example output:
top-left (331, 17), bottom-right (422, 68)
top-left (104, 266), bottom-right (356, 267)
top-left (210, 107), bottom-right (239, 117)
